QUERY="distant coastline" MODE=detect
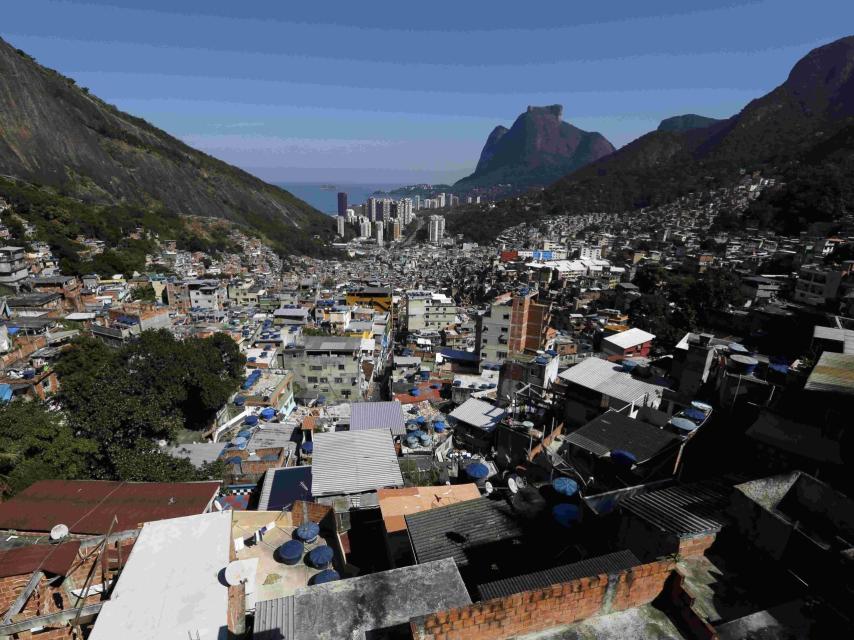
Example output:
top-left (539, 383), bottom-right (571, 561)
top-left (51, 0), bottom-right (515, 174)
top-left (278, 182), bottom-right (403, 215)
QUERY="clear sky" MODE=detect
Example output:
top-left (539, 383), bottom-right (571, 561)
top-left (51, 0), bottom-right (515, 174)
top-left (3, 1), bottom-right (853, 185)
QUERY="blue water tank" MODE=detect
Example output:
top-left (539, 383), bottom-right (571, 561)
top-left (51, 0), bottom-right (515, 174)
top-left (433, 421), bottom-right (446, 432)
top-left (610, 449), bottom-right (637, 466)
top-left (669, 417), bottom-right (699, 433)
top-left (552, 503), bottom-right (581, 528)
top-left (410, 388), bottom-right (421, 397)
top-left (276, 540), bottom-right (304, 565)
top-left (681, 407), bottom-right (706, 423)
top-left (307, 545), bottom-right (334, 569)
top-left (453, 380), bottom-right (462, 387)
top-left (310, 569), bottom-right (340, 585)
top-left (238, 430), bottom-right (252, 439)
top-left (416, 416), bottom-right (426, 425)
top-left (465, 462), bottom-right (489, 480)
top-left (232, 436), bottom-right (248, 447)
top-left (301, 441), bottom-right (314, 455)
top-left (261, 408), bottom-right (276, 420)
top-left (226, 456), bottom-right (243, 466)
top-left (420, 371), bottom-right (430, 380)
top-left (295, 522), bottom-right (320, 544)
top-left (244, 415), bottom-right (259, 426)
top-left (234, 397), bottom-right (246, 407)
top-left (552, 477), bottom-right (579, 498)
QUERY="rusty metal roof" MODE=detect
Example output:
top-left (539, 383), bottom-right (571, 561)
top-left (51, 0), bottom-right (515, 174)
top-left (0, 480), bottom-right (220, 535)
top-left (0, 540), bottom-right (81, 578)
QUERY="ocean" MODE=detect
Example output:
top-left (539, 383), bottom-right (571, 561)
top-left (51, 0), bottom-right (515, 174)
top-left (278, 182), bottom-right (403, 216)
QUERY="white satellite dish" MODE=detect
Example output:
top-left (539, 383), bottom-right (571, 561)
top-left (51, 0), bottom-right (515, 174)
top-left (508, 478), bottom-right (519, 494)
top-left (50, 524), bottom-right (69, 541)
top-left (224, 560), bottom-right (250, 586)
top-left (484, 481), bottom-right (494, 495)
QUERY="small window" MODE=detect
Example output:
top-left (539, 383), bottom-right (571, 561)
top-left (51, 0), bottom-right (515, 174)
top-left (307, 376), bottom-right (318, 383)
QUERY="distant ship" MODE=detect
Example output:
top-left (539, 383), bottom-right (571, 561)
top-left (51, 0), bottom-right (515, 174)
top-left (319, 184), bottom-right (337, 191)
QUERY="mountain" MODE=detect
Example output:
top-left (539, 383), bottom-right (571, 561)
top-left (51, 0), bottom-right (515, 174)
top-left (0, 38), bottom-right (333, 255)
top-left (546, 35), bottom-right (854, 211)
top-left (454, 105), bottom-right (615, 195)
top-left (657, 114), bottom-right (723, 133)
top-left (445, 36), bottom-right (854, 241)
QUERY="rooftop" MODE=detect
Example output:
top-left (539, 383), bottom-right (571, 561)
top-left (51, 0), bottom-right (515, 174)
top-left (310, 429), bottom-right (403, 497)
top-left (378, 484), bottom-right (482, 534)
top-left (558, 357), bottom-right (668, 405)
top-left (257, 466), bottom-right (313, 511)
top-left (253, 558), bottom-right (471, 640)
top-left (449, 398), bottom-right (506, 431)
top-left (620, 479), bottom-right (732, 536)
top-left (0, 540), bottom-right (81, 579)
top-left (804, 351), bottom-right (854, 395)
top-left (563, 411), bottom-right (681, 463)
top-left (350, 400), bottom-right (406, 435)
top-left (88, 511), bottom-right (231, 640)
top-left (0, 480), bottom-right (220, 535)
top-left (603, 327), bottom-right (656, 350)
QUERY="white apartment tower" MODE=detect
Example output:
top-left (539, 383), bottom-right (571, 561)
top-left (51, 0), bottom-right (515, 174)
top-left (428, 215), bottom-right (445, 244)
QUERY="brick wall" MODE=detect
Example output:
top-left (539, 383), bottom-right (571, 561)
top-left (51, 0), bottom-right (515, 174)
top-left (410, 558), bottom-right (676, 640)
top-left (677, 533), bottom-right (716, 558)
top-left (662, 572), bottom-right (719, 640)
top-left (290, 500), bottom-right (333, 528)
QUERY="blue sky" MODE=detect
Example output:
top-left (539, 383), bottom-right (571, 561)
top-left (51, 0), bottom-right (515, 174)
top-left (3, 1), bottom-right (853, 184)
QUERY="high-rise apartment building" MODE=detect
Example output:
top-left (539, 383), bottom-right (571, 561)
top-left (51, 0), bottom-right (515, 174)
top-left (336, 215), bottom-right (346, 237)
top-left (428, 215), bottom-right (445, 244)
top-left (337, 192), bottom-right (348, 217)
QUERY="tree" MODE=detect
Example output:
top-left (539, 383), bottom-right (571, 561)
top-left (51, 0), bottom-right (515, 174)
top-left (0, 402), bottom-right (98, 496)
top-left (131, 283), bottom-right (157, 303)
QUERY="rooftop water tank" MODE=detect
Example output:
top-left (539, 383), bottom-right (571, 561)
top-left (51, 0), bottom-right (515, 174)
top-left (681, 407), bottom-right (706, 423)
top-left (669, 417), bottom-right (699, 433)
top-left (276, 540), bottom-right (304, 565)
top-left (729, 354), bottom-right (758, 376)
top-left (307, 545), bottom-right (334, 569)
top-left (301, 442), bottom-right (314, 455)
top-left (234, 397), bottom-right (246, 407)
top-left (310, 569), bottom-right (340, 585)
top-left (433, 421), bottom-right (446, 433)
top-left (465, 462), bottom-right (489, 480)
top-left (610, 449), bottom-right (637, 466)
top-left (552, 503), bottom-right (581, 528)
top-left (295, 522), bottom-right (320, 544)
top-left (552, 477), bottom-right (579, 498)
top-left (261, 408), bottom-right (276, 420)
top-left (244, 415), bottom-right (259, 427)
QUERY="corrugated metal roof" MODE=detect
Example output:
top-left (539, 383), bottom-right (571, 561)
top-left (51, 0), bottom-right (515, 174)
top-left (804, 352), bottom-right (854, 395)
top-left (405, 497), bottom-right (524, 567)
top-left (449, 398), bottom-right (505, 430)
top-left (310, 430), bottom-right (403, 497)
top-left (254, 595), bottom-right (294, 639)
top-left (477, 549), bottom-right (641, 600)
top-left (558, 357), bottom-right (667, 405)
top-left (350, 401), bottom-right (406, 435)
top-left (620, 481), bottom-right (731, 536)
top-left (812, 326), bottom-right (854, 354)
top-left (0, 480), bottom-right (221, 535)
top-left (603, 328), bottom-right (656, 350)
top-left (0, 540), bottom-right (82, 579)
top-left (563, 411), bottom-right (681, 463)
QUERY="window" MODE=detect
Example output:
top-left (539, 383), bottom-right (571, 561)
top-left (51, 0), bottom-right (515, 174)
top-left (502, 314), bottom-right (510, 320)
top-left (307, 376), bottom-right (318, 383)
top-left (338, 364), bottom-right (345, 370)
top-left (500, 327), bottom-right (508, 333)
top-left (309, 365), bottom-right (322, 371)
top-left (334, 378), bottom-right (343, 384)
top-left (497, 351), bottom-right (508, 359)
top-left (341, 390), bottom-right (350, 397)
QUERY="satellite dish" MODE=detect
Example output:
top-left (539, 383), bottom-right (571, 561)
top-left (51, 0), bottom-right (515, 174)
top-left (508, 477), bottom-right (519, 494)
top-left (484, 481), bottom-right (494, 495)
top-left (224, 560), bottom-right (250, 586)
top-left (50, 524), bottom-right (69, 541)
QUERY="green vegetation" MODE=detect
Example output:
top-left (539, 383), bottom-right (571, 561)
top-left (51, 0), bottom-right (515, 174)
top-left (0, 330), bottom-right (245, 496)
top-left (628, 267), bottom-right (745, 349)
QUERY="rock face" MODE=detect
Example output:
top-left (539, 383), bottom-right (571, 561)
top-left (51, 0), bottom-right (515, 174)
top-left (548, 35), bottom-right (854, 206)
top-left (0, 37), bottom-right (331, 247)
top-left (455, 104), bottom-right (615, 193)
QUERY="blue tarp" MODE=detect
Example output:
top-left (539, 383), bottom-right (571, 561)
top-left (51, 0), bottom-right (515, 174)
top-left (0, 384), bottom-right (12, 403)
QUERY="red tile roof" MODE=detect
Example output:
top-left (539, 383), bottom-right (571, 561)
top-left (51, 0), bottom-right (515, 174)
top-left (0, 540), bottom-right (81, 578)
top-left (0, 480), bottom-right (220, 535)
